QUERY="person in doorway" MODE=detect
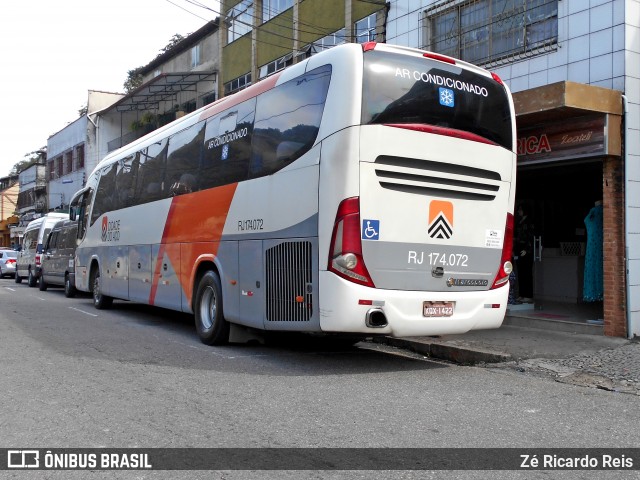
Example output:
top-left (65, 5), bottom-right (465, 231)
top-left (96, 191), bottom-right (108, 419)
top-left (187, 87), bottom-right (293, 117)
top-left (514, 204), bottom-right (534, 303)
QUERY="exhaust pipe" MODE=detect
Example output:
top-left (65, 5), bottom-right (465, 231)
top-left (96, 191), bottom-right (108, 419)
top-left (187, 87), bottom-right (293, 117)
top-left (365, 308), bottom-right (388, 328)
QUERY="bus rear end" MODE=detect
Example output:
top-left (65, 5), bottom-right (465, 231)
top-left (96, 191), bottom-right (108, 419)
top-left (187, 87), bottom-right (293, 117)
top-left (321, 44), bottom-right (516, 337)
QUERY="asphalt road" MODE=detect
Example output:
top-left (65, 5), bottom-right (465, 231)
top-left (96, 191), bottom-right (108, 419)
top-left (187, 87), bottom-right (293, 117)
top-left (1, 278), bottom-right (639, 479)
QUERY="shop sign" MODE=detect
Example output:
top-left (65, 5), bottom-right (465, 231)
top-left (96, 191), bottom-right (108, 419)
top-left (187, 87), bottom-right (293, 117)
top-left (517, 115), bottom-right (606, 165)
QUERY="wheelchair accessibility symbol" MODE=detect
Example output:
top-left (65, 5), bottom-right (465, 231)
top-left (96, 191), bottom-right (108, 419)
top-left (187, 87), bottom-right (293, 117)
top-left (362, 219), bottom-right (380, 240)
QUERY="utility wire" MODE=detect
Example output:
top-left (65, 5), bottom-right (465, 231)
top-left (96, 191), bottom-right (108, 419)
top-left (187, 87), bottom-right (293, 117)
top-left (163, 0), bottom-right (385, 64)
top-left (182, 0), bottom-right (382, 45)
top-left (164, 0), bottom-right (211, 23)
top-left (163, 0), bottom-right (302, 51)
top-left (188, 0), bottom-right (335, 37)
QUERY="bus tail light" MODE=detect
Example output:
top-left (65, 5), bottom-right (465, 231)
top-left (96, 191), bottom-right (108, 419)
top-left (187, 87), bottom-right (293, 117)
top-left (491, 213), bottom-right (514, 289)
top-left (328, 197), bottom-right (375, 288)
top-left (362, 42), bottom-right (377, 52)
top-left (35, 254), bottom-right (42, 268)
top-left (491, 72), bottom-right (505, 86)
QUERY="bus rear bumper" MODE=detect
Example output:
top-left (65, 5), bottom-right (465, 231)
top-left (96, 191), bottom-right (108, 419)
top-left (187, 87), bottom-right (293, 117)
top-left (319, 271), bottom-right (508, 337)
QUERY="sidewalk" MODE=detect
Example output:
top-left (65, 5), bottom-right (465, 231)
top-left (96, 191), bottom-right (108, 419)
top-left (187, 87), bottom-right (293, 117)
top-left (371, 314), bottom-right (640, 395)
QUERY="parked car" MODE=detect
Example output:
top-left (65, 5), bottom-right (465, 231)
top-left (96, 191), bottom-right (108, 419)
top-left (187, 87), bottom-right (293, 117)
top-left (0, 249), bottom-right (18, 278)
top-left (39, 219), bottom-right (78, 297)
top-left (15, 213), bottom-right (69, 287)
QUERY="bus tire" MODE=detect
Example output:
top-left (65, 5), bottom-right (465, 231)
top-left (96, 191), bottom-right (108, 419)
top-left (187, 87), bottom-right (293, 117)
top-left (91, 268), bottom-right (112, 310)
top-left (27, 269), bottom-right (37, 288)
top-left (15, 271), bottom-right (22, 283)
top-left (39, 274), bottom-right (48, 291)
top-left (64, 274), bottom-right (76, 298)
top-left (194, 271), bottom-right (229, 345)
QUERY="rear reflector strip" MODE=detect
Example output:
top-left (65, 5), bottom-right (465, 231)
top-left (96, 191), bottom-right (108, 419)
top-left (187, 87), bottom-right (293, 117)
top-left (384, 123), bottom-right (498, 146)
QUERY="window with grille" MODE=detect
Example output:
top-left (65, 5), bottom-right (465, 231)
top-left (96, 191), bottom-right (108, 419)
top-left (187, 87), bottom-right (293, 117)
top-left (425, 0), bottom-right (558, 66)
top-left (263, 0), bottom-right (293, 22)
top-left (258, 53), bottom-right (293, 79)
top-left (65, 151), bottom-right (73, 174)
top-left (224, 72), bottom-right (252, 95)
top-left (226, 0), bottom-right (253, 43)
top-left (355, 13), bottom-right (377, 44)
top-left (316, 28), bottom-right (346, 52)
top-left (76, 145), bottom-right (85, 169)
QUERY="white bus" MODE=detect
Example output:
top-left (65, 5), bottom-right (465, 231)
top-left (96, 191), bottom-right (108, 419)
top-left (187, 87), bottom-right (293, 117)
top-left (70, 42), bottom-right (517, 345)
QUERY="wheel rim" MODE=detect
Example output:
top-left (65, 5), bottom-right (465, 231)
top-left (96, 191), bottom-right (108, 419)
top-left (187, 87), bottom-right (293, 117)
top-left (200, 285), bottom-right (216, 330)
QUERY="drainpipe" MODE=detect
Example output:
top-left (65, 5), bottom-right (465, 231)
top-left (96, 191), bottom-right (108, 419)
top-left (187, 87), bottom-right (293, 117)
top-left (622, 94), bottom-right (633, 339)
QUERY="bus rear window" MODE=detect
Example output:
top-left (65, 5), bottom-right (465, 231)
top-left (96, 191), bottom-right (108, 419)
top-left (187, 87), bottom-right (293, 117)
top-left (362, 50), bottom-right (513, 150)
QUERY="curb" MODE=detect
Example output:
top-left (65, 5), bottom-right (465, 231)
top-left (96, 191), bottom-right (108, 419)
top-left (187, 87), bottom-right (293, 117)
top-left (371, 336), bottom-right (512, 365)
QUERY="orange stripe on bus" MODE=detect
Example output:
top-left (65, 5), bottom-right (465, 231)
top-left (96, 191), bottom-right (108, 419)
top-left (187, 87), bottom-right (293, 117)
top-left (148, 183), bottom-right (238, 306)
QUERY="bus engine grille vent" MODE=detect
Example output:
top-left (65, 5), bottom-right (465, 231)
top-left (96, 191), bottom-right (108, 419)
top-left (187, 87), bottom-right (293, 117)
top-left (374, 155), bottom-right (501, 201)
top-left (266, 241), bottom-right (313, 322)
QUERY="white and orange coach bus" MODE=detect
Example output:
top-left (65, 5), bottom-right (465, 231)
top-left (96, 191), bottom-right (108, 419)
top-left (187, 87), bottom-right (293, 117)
top-left (70, 42), bottom-right (517, 345)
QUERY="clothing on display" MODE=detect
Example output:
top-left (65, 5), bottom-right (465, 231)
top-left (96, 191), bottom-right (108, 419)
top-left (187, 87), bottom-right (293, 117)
top-left (583, 202), bottom-right (603, 302)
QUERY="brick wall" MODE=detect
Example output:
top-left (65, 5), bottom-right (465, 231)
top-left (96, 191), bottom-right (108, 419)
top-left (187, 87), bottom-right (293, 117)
top-left (603, 157), bottom-right (626, 337)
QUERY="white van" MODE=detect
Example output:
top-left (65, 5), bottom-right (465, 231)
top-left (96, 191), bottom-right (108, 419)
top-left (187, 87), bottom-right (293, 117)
top-left (16, 213), bottom-right (69, 287)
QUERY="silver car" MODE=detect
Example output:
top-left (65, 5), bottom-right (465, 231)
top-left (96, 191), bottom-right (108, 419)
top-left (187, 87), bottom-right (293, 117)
top-left (0, 249), bottom-right (18, 278)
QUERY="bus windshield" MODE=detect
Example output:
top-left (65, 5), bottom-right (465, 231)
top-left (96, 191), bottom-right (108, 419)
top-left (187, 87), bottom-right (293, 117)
top-left (361, 50), bottom-right (513, 150)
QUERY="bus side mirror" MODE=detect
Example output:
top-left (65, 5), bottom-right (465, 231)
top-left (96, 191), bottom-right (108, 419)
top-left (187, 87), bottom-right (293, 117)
top-left (69, 206), bottom-right (76, 221)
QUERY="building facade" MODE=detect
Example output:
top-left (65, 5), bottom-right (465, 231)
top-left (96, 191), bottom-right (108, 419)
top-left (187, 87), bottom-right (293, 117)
top-left (96, 21), bottom-right (219, 161)
top-left (46, 90), bottom-right (124, 214)
top-left (383, 0), bottom-right (639, 337)
top-left (12, 162), bottom-right (47, 245)
top-left (0, 175), bottom-right (19, 247)
top-left (220, 0), bottom-right (388, 96)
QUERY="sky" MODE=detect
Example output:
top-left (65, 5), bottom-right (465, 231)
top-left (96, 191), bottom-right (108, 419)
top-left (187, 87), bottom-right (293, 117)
top-left (0, 0), bottom-right (220, 178)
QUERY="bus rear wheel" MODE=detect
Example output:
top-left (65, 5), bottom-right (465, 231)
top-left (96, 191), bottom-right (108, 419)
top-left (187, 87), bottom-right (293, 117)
top-left (194, 271), bottom-right (229, 345)
top-left (91, 268), bottom-right (112, 309)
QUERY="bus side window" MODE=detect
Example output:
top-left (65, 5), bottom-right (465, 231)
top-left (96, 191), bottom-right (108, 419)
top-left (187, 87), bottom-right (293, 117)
top-left (77, 188), bottom-right (93, 240)
top-left (166, 122), bottom-right (205, 196)
top-left (91, 164), bottom-right (117, 224)
top-left (202, 97), bottom-right (256, 190)
top-left (134, 139), bottom-right (168, 205)
top-left (249, 64), bottom-right (331, 178)
top-left (115, 153), bottom-right (138, 208)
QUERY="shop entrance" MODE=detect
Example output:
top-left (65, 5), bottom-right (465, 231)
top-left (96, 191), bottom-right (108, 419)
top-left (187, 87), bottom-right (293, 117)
top-left (512, 160), bottom-right (604, 322)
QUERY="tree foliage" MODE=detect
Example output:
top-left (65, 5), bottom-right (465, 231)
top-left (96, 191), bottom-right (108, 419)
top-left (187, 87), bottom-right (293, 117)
top-left (124, 67), bottom-right (144, 93)
top-left (11, 147), bottom-right (47, 175)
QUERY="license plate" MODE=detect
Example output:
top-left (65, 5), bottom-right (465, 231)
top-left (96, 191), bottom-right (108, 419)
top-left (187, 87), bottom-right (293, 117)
top-left (423, 301), bottom-right (454, 317)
